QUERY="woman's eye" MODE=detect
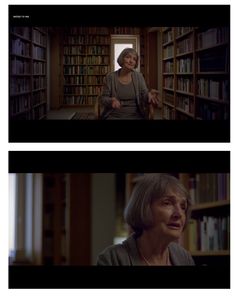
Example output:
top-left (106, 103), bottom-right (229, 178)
top-left (163, 200), bottom-right (171, 205)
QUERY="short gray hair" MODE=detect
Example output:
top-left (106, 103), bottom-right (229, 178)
top-left (117, 48), bottom-right (139, 68)
top-left (124, 173), bottom-right (191, 235)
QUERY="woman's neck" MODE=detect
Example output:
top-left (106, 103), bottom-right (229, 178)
top-left (118, 68), bottom-right (132, 84)
top-left (119, 67), bottom-right (132, 76)
top-left (137, 231), bottom-right (171, 266)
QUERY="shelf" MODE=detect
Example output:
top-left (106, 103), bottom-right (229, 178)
top-left (191, 250), bottom-right (229, 257)
top-left (9, 26), bottom-right (48, 120)
top-left (161, 26), bottom-right (229, 120)
top-left (191, 199), bottom-right (230, 211)
top-left (62, 27), bottom-right (111, 108)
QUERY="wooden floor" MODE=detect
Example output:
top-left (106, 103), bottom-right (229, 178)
top-left (45, 107), bottom-right (163, 120)
top-left (46, 109), bottom-right (77, 120)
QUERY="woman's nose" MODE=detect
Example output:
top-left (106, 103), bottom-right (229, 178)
top-left (172, 205), bottom-right (183, 218)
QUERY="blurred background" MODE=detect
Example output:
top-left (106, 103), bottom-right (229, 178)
top-left (9, 173), bottom-right (230, 266)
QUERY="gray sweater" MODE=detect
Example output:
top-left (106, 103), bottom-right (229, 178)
top-left (100, 69), bottom-right (150, 119)
top-left (97, 234), bottom-right (195, 266)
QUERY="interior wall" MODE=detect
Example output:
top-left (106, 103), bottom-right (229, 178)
top-left (91, 174), bottom-right (116, 265)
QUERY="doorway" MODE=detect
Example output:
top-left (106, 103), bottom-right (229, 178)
top-left (110, 35), bottom-right (140, 72)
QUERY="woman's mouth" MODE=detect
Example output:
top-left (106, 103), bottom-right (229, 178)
top-left (167, 223), bottom-right (181, 230)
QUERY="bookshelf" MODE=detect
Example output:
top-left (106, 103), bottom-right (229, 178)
top-left (42, 173), bottom-right (91, 265)
top-left (42, 174), bottom-right (67, 265)
top-left (179, 173), bottom-right (230, 265)
top-left (10, 27), bottom-right (48, 120)
top-left (62, 27), bottom-right (110, 109)
top-left (161, 27), bottom-right (230, 120)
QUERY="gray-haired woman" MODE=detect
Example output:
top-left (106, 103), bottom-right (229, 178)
top-left (100, 48), bottom-right (159, 119)
top-left (97, 173), bottom-right (195, 266)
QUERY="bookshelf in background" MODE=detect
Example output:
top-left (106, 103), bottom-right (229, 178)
top-left (42, 173), bottom-right (91, 265)
top-left (195, 27), bottom-right (230, 120)
top-left (42, 174), bottom-right (67, 265)
top-left (10, 27), bottom-right (48, 120)
top-left (161, 27), bottom-right (230, 120)
top-left (62, 27), bottom-right (111, 110)
top-left (162, 27), bottom-right (175, 119)
top-left (179, 173), bottom-right (230, 265)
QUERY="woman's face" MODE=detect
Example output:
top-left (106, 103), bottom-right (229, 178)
top-left (150, 190), bottom-right (187, 241)
top-left (122, 52), bottom-right (137, 70)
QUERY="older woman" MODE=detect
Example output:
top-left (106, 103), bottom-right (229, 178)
top-left (100, 48), bottom-right (159, 119)
top-left (97, 173), bottom-right (195, 266)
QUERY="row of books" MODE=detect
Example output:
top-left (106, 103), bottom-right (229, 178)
top-left (10, 77), bottom-right (31, 94)
top-left (164, 92), bottom-right (174, 105)
top-left (32, 28), bottom-right (47, 46)
top-left (11, 41), bottom-right (46, 60)
top-left (10, 26), bottom-right (31, 39)
top-left (163, 61), bottom-right (174, 73)
top-left (176, 37), bottom-right (193, 54)
top-left (197, 101), bottom-right (229, 120)
top-left (63, 95), bottom-right (96, 105)
top-left (176, 58), bottom-right (193, 73)
top-left (32, 90), bottom-right (46, 106)
top-left (63, 55), bottom-right (109, 65)
top-left (188, 173), bottom-right (230, 204)
top-left (64, 35), bottom-right (110, 45)
top-left (33, 61), bottom-right (46, 74)
top-left (112, 27), bottom-right (140, 34)
top-left (11, 38), bottom-right (31, 56)
top-left (197, 27), bottom-right (229, 49)
top-left (10, 60), bottom-right (46, 75)
top-left (163, 105), bottom-right (174, 119)
top-left (33, 104), bottom-right (46, 120)
top-left (32, 45), bottom-right (46, 60)
top-left (197, 79), bottom-right (229, 101)
top-left (63, 45), bottom-right (85, 55)
top-left (175, 27), bottom-right (193, 37)
top-left (10, 95), bottom-right (30, 114)
top-left (64, 75), bottom-right (104, 85)
top-left (66, 27), bottom-right (110, 35)
top-left (64, 65), bottom-right (109, 75)
top-left (64, 85), bottom-right (101, 95)
top-left (188, 216), bottom-right (230, 252)
top-left (163, 77), bottom-right (174, 89)
top-left (10, 92), bottom-right (46, 115)
top-left (176, 77), bottom-right (194, 93)
top-left (176, 95), bottom-right (194, 113)
top-left (162, 30), bottom-right (173, 44)
top-left (33, 77), bottom-right (46, 89)
top-left (10, 57), bottom-right (30, 75)
top-left (163, 45), bottom-right (174, 59)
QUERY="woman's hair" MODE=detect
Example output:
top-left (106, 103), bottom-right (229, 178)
top-left (124, 173), bottom-right (191, 235)
top-left (117, 48), bottom-right (139, 68)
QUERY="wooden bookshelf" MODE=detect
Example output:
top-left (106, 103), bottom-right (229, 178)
top-left (161, 27), bottom-right (230, 120)
top-left (9, 27), bottom-right (48, 120)
top-left (42, 174), bottom-right (67, 265)
top-left (179, 173), bottom-right (230, 265)
top-left (42, 173), bottom-right (91, 265)
top-left (62, 27), bottom-right (111, 108)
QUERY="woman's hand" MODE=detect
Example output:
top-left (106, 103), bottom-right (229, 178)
top-left (111, 97), bottom-right (121, 109)
top-left (148, 89), bottom-right (160, 106)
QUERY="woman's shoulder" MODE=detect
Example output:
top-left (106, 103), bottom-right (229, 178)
top-left (169, 242), bottom-right (195, 265)
top-left (131, 70), bottom-right (145, 82)
top-left (105, 70), bottom-right (118, 78)
top-left (97, 242), bottom-right (130, 265)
